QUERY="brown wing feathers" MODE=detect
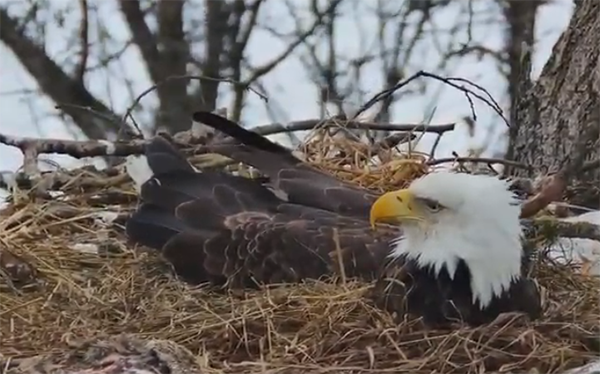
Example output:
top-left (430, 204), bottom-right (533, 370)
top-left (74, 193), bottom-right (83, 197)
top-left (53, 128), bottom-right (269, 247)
top-left (126, 135), bottom-right (394, 287)
top-left (192, 111), bottom-right (379, 218)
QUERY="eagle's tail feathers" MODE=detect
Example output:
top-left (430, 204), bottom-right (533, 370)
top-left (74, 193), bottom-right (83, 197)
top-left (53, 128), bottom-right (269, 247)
top-left (125, 135), bottom-right (196, 193)
top-left (143, 135), bottom-right (196, 175)
top-left (192, 111), bottom-right (290, 155)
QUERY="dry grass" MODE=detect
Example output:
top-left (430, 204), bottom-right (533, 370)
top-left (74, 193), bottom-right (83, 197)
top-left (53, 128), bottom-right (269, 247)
top-left (300, 124), bottom-right (431, 192)
top-left (0, 131), bottom-right (598, 374)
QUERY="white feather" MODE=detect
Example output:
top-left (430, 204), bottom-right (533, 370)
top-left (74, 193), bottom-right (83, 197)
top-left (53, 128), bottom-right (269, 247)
top-left (390, 171), bottom-right (523, 309)
top-left (125, 155), bottom-right (154, 193)
top-left (565, 359), bottom-right (600, 374)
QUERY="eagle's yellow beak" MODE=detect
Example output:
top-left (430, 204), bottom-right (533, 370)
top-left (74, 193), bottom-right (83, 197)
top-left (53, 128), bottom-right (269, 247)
top-left (370, 189), bottom-right (420, 228)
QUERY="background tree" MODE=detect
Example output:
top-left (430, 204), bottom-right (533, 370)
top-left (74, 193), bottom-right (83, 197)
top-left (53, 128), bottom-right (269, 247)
top-left (2, 0), bottom-right (597, 210)
top-left (507, 0), bottom-right (599, 209)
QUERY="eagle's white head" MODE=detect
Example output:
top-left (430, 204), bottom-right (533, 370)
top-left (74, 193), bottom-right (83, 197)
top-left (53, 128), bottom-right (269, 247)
top-left (369, 171), bottom-right (523, 309)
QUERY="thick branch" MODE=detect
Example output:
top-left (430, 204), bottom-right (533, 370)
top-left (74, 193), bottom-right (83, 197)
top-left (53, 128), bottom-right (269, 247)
top-left (229, 0), bottom-right (265, 121)
top-left (0, 133), bottom-right (146, 158)
top-left (251, 119), bottom-right (456, 136)
top-left (532, 217), bottom-right (600, 242)
top-left (0, 7), bottom-right (121, 139)
top-left (118, 0), bottom-right (162, 84)
top-left (154, 0), bottom-right (190, 132)
top-left (0, 118), bottom-right (455, 160)
top-left (75, 0), bottom-right (90, 83)
top-left (118, 0), bottom-right (191, 133)
top-left (189, 0), bottom-right (229, 113)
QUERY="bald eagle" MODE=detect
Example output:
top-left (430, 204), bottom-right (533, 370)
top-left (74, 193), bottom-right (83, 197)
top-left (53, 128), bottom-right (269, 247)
top-left (125, 111), bottom-right (542, 326)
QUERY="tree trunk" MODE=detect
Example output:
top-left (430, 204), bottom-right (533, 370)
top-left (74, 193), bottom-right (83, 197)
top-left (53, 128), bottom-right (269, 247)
top-left (507, 0), bottom-right (599, 209)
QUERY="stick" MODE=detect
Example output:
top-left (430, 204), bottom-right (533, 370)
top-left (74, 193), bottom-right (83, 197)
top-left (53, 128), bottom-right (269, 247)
top-left (0, 120), bottom-right (455, 160)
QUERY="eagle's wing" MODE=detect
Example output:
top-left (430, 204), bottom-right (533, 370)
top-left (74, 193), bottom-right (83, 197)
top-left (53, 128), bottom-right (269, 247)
top-left (192, 111), bottom-right (379, 219)
top-left (126, 136), bottom-right (396, 287)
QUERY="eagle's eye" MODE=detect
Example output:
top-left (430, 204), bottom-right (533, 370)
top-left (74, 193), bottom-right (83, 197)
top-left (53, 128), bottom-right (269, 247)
top-left (420, 198), bottom-right (443, 212)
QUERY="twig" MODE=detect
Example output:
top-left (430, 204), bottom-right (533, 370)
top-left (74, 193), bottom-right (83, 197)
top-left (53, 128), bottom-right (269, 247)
top-left (520, 173), bottom-right (567, 219)
top-left (428, 133), bottom-right (444, 160)
top-left (331, 228), bottom-right (347, 287)
top-left (373, 132), bottom-right (416, 150)
top-left (251, 119), bottom-right (456, 136)
top-left (370, 133), bottom-right (417, 163)
top-left (330, 132), bottom-right (417, 164)
top-left (123, 75), bottom-right (268, 126)
top-left (534, 219), bottom-right (600, 242)
top-left (75, 0), bottom-right (89, 84)
top-left (0, 114), bottom-right (455, 162)
top-left (519, 159), bottom-right (600, 219)
top-left (0, 126), bottom-right (237, 192)
top-left (427, 157), bottom-right (533, 170)
top-left (0, 133), bottom-right (147, 158)
top-left (353, 70), bottom-right (509, 127)
top-left (54, 103), bottom-right (139, 137)
top-left (0, 167), bottom-right (126, 194)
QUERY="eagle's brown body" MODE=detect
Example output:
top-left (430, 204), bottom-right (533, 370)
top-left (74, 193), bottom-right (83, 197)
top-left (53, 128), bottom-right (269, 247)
top-left (125, 116), bottom-right (398, 288)
top-left (125, 112), bottom-right (542, 327)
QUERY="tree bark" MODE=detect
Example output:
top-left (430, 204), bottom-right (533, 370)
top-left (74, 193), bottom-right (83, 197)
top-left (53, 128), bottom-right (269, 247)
top-left (507, 0), bottom-right (599, 209)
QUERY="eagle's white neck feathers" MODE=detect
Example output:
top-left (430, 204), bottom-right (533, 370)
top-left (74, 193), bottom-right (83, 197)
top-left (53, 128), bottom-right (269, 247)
top-left (390, 172), bottom-right (523, 309)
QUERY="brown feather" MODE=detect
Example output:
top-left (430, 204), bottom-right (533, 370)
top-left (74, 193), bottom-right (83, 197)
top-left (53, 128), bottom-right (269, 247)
top-left (194, 111), bottom-right (378, 219)
top-left (126, 136), bottom-right (397, 288)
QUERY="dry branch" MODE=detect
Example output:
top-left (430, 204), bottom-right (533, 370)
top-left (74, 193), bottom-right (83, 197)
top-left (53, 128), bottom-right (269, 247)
top-left (123, 75), bottom-right (268, 131)
top-left (251, 119), bottom-right (456, 136)
top-left (547, 220), bottom-right (600, 242)
top-left (354, 71), bottom-right (509, 127)
top-left (0, 8), bottom-right (121, 139)
top-left (373, 132), bottom-right (416, 151)
top-left (0, 134), bottom-right (147, 159)
top-left (0, 118), bottom-right (453, 161)
top-left (427, 157), bottom-right (533, 170)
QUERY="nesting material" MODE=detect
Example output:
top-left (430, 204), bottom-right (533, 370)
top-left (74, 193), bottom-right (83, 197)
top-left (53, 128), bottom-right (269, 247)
top-left (0, 131), bottom-right (598, 374)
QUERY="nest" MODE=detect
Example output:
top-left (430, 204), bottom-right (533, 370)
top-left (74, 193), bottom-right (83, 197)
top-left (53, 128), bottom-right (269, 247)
top-left (0, 129), bottom-right (598, 374)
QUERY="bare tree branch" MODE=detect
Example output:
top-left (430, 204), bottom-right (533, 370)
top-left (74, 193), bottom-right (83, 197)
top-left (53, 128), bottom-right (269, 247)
top-left (229, 0), bottom-right (266, 121)
top-left (0, 7), bottom-right (122, 139)
top-left (500, 0), bottom-right (541, 167)
top-left (1, 0), bottom-right (580, 187)
top-left (0, 116), bottom-right (455, 160)
top-left (427, 157), bottom-right (533, 170)
top-left (189, 0), bottom-right (229, 114)
top-left (355, 70), bottom-right (509, 127)
top-left (0, 133), bottom-right (147, 159)
top-left (251, 119), bottom-right (456, 136)
top-left (155, 0), bottom-right (190, 132)
top-left (533, 218), bottom-right (600, 242)
top-left (75, 0), bottom-right (90, 84)
top-left (118, 0), bottom-right (162, 84)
